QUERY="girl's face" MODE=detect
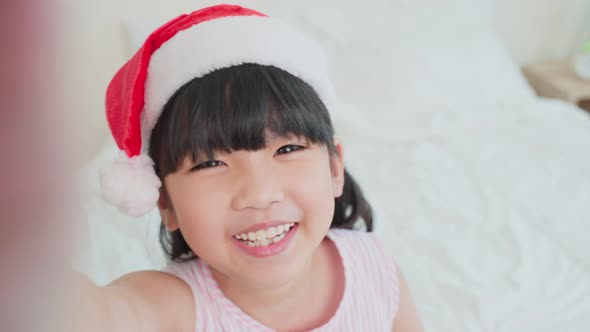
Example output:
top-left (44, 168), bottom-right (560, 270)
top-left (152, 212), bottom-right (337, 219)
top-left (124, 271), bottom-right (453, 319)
top-left (159, 133), bottom-right (344, 289)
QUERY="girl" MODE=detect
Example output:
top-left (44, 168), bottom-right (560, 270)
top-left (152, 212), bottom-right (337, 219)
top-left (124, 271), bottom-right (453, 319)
top-left (87, 4), bottom-right (423, 331)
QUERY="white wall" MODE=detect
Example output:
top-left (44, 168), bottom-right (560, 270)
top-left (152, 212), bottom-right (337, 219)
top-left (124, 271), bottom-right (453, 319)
top-left (494, 0), bottom-right (590, 65)
top-left (59, 0), bottom-right (211, 167)
top-left (58, 0), bottom-right (590, 166)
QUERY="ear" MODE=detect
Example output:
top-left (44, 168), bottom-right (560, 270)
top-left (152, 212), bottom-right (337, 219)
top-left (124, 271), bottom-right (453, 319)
top-left (157, 186), bottom-right (180, 232)
top-left (330, 140), bottom-right (345, 198)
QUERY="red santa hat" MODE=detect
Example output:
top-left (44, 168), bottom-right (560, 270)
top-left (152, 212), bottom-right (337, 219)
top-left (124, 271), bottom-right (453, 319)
top-left (100, 4), bottom-right (338, 216)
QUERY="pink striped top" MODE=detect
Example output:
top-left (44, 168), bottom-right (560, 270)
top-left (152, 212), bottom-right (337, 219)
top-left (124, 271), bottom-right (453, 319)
top-left (163, 228), bottom-right (400, 331)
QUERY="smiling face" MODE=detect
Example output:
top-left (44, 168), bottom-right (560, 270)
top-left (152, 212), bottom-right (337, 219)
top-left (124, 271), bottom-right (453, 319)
top-left (148, 64), bottom-right (345, 288)
top-left (160, 133), bottom-right (344, 288)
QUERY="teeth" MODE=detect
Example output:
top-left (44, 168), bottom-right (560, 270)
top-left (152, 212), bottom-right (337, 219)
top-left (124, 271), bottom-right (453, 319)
top-left (267, 227), bottom-right (277, 238)
top-left (237, 223), bottom-right (296, 246)
top-left (272, 233), bottom-right (286, 243)
top-left (255, 230), bottom-right (266, 241)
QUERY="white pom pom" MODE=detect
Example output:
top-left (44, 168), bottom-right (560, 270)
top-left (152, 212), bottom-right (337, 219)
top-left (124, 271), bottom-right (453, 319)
top-left (99, 152), bottom-right (162, 217)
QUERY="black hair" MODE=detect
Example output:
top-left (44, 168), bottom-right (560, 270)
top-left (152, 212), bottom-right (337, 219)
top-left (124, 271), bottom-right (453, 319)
top-left (149, 63), bottom-right (372, 262)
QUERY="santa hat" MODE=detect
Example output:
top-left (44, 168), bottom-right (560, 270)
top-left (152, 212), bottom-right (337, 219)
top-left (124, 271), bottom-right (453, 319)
top-left (100, 4), bottom-right (338, 216)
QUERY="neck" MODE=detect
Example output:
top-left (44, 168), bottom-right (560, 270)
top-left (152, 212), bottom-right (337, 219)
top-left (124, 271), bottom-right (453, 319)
top-left (212, 253), bottom-right (317, 313)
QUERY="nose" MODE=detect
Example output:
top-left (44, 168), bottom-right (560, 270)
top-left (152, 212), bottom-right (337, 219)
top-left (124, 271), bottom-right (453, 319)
top-left (231, 164), bottom-right (284, 211)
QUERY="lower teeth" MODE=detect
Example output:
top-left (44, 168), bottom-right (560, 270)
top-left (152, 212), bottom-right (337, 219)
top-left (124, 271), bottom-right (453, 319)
top-left (246, 231), bottom-right (288, 247)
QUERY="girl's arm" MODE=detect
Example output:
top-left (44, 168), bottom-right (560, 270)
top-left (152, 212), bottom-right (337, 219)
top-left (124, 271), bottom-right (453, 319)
top-left (392, 267), bottom-right (425, 332)
top-left (72, 271), bottom-right (194, 332)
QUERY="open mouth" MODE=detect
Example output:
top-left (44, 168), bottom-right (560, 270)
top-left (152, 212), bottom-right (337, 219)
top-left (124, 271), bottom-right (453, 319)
top-left (233, 223), bottom-right (296, 247)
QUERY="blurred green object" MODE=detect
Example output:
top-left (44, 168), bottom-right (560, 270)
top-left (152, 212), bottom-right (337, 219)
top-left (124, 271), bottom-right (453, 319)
top-left (583, 41), bottom-right (590, 53)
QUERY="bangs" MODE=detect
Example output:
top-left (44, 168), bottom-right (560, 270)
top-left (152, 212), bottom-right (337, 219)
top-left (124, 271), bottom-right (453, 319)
top-left (149, 63), bottom-right (335, 178)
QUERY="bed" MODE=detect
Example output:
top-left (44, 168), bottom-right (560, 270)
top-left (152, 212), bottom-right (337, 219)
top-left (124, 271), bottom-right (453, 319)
top-left (76, 1), bottom-right (590, 330)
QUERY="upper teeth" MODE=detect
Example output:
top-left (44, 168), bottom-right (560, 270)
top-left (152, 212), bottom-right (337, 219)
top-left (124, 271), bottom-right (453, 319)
top-left (234, 223), bottom-right (295, 241)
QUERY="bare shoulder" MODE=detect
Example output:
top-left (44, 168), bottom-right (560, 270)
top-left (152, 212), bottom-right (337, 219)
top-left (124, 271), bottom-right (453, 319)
top-left (106, 270), bottom-right (195, 332)
top-left (392, 266), bottom-right (425, 332)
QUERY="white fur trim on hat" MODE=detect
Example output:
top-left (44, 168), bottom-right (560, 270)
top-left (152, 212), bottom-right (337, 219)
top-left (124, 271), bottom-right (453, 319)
top-left (141, 15), bottom-right (339, 154)
top-left (99, 152), bottom-right (161, 217)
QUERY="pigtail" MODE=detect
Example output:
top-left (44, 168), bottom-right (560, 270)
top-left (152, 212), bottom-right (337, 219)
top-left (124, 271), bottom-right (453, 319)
top-left (159, 226), bottom-right (195, 262)
top-left (332, 169), bottom-right (373, 232)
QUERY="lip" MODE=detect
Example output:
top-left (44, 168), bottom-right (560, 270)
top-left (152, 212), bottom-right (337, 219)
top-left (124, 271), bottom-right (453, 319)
top-left (233, 221), bottom-right (297, 236)
top-left (232, 223), bottom-right (299, 258)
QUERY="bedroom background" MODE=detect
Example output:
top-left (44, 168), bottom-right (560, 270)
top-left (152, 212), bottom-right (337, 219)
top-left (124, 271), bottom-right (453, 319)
top-left (52, 0), bottom-right (590, 331)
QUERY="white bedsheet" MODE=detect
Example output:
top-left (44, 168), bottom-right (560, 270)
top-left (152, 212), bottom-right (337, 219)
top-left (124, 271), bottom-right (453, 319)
top-left (341, 98), bottom-right (590, 331)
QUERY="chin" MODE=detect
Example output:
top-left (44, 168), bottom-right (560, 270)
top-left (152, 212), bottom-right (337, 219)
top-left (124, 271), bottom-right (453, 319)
top-left (240, 241), bottom-right (315, 288)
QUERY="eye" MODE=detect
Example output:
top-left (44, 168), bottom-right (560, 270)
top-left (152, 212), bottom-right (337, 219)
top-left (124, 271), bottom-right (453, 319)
top-left (191, 160), bottom-right (226, 171)
top-left (276, 144), bottom-right (306, 155)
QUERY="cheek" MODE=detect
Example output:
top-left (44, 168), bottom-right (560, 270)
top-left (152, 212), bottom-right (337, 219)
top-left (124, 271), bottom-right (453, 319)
top-left (168, 183), bottom-right (230, 245)
top-left (171, 175), bottom-right (231, 214)
top-left (288, 154), bottom-right (334, 191)
top-left (175, 204), bottom-right (229, 260)
top-left (284, 158), bottom-right (336, 219)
